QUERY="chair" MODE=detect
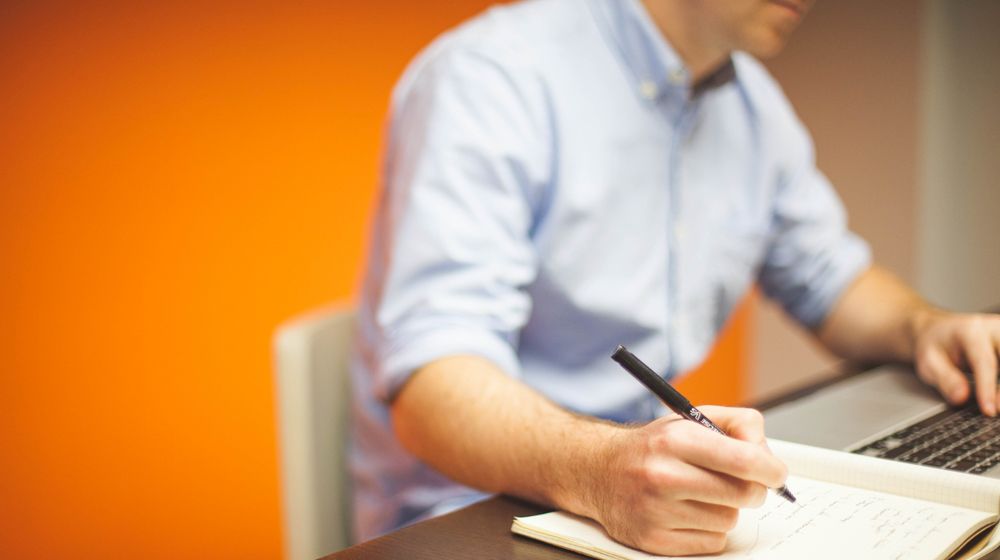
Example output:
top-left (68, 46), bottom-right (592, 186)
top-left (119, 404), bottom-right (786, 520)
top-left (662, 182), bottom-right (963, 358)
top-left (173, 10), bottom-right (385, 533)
top-left (273, 305), bottom-right (355, 560)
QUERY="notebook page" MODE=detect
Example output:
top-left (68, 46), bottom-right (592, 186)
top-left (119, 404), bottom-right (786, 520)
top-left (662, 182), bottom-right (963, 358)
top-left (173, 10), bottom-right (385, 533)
top-left (513, 478), bottom-right (995, 560)
top-left (769, 438), bottom-right (1000, 513)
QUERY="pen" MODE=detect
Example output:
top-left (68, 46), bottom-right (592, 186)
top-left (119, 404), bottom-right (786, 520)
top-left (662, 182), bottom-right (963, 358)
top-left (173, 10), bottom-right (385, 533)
top-left (611, 345), bottom-right (796, 504)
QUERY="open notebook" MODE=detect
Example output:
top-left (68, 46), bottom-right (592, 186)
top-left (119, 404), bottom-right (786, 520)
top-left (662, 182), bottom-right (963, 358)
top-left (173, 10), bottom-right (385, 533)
top-left (512, 439), bottom-right (1000, 560)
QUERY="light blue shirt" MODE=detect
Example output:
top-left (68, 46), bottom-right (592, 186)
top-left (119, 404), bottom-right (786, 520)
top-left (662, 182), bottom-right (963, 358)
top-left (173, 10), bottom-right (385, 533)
top-left (349, 0), bottom-right (870, 542)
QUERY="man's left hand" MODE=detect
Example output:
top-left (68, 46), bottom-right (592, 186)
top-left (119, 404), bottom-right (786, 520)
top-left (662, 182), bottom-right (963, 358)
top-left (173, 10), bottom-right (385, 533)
top-left (913, 310), bottom-right (1000, 416)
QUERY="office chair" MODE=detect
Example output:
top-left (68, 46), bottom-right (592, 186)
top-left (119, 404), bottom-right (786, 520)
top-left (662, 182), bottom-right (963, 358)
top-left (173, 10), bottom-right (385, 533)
top-left (273, 305), bottom-right (354, 560)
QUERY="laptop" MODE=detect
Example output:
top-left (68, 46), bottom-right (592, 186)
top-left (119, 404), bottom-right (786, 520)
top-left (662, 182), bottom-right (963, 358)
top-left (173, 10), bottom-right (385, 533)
top-left (762, 365), bottom-right (1000, 479)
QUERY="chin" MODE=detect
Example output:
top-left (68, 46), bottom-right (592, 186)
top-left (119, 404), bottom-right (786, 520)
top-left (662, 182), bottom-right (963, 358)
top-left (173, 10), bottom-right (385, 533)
top-left (741, 31), bottom-right (791, 59)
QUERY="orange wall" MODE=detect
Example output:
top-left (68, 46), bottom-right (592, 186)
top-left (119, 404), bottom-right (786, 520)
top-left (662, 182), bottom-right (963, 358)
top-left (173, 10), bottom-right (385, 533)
top-left (0, 2), bottom-right (747, 558)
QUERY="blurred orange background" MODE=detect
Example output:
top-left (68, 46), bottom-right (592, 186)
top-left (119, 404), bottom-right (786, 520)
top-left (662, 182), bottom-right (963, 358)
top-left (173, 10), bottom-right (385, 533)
top-left (0, 1), bottom-right (748, 558)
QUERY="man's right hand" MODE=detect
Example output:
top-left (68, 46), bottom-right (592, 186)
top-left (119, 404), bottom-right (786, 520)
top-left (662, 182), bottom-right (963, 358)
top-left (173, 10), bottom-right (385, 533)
top-left (392, 359), bottom-right (787, 557)
top-left (576, 406), bottom-right (788, 556)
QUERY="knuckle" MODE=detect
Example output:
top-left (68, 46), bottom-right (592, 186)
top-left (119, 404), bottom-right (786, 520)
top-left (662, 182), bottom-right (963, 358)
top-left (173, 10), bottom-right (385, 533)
top-left (664, 423), bottom-right (698, 454)
top-left (742, 408), bottom-right (764, 424)
top-left (745, 409), bottom-right (766, 439)
top-left (644, 463), bottom-right (680, 491)
top-left (649, 430), bottom-right (673, 453)
top-left (960, 321), bottom-right (981, 340)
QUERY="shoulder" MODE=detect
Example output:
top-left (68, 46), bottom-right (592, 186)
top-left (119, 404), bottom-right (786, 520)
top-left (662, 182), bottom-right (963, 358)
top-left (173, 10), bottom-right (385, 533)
top-left (731, 52), bottom-right (812, 153)
top-left (732, 54), bottom-right (805, 131)
top-left (393, 0), bottom-right (588, 100)
top-left (386, 0), bottom-right (591, 147)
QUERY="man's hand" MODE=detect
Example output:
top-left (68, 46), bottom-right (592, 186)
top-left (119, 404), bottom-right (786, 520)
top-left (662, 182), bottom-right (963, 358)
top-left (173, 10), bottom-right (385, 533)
top-left (912, 310), bottom-right (1000, 416)
top-left (579, 407), bottom-right (787, 556)
top-left (393, 359), bottom-right (787, 557)
top-left (818, 266), bottom-right (1000, 417)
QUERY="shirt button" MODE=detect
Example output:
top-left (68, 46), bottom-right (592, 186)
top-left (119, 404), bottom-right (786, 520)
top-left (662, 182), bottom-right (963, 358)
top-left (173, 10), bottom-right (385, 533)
top-left (674, 223), bottom-right (687, 241)
top-left (673, 313), bottom-right (688, 332)
top-left (669, 68), bottom-right (686, 86)
top-left (639, 80), bottom-right (658, 100)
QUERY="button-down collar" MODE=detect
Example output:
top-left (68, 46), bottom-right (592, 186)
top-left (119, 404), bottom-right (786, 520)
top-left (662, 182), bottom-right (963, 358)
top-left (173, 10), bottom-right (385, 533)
top-left (588, 0), bottom-right (737, 103)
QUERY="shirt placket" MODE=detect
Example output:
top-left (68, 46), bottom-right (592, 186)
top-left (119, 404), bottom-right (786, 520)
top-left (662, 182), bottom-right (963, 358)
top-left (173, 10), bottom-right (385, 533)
top-left (664, 92), bottom-right (700, 394)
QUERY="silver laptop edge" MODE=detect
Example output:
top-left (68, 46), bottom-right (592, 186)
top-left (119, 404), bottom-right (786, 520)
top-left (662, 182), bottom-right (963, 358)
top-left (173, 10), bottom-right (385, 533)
top-left (763, 364), bottom-right (1000, 479)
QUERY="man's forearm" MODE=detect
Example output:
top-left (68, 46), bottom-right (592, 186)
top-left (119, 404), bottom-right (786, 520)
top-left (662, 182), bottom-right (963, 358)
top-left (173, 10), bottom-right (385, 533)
top-left (390, 355), bottom-right (615, 515)
top-left (817, 265), bottom-right (939, 364)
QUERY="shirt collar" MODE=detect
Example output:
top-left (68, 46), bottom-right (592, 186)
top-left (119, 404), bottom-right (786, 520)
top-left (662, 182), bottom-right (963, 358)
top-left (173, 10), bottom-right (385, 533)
top-left (587, 0), bottom-right (737, 102)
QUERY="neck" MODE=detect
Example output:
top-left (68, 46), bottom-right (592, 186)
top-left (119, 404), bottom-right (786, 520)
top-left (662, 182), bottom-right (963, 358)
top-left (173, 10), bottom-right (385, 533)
top-left (640, 0), bottom-right (730, 83)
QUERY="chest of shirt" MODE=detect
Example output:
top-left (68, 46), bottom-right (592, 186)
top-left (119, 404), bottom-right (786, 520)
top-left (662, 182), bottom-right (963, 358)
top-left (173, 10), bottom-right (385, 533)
top-left (531, 77), bottom-right (775, 288)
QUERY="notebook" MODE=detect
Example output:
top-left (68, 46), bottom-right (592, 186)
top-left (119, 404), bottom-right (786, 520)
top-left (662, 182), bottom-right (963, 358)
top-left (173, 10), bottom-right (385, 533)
top-left (511, 439), bottom-right (1000, 560)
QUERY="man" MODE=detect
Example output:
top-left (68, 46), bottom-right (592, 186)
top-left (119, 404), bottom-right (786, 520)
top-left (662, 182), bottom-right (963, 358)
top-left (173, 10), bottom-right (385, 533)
top-left (349, 0), bottom-right (1000, 554)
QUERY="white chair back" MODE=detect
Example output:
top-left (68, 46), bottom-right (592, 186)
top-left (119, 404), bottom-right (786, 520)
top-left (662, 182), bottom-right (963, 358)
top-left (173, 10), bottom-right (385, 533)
top-left (273, 306), bottom-right (354, 559)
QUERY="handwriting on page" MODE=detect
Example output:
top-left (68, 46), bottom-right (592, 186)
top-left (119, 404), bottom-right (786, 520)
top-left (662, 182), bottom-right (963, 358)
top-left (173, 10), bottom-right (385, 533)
top-left (723, 477), bottom-right (989, 560)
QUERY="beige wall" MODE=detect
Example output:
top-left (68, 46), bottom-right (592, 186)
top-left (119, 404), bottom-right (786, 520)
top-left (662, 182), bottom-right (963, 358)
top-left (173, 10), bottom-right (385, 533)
top-left (751, 1), bottom-right (923, 400)
top-left (749, 0), bottom-right (1000, 402)
top-left (919, 0), bottom-right (1000, 313)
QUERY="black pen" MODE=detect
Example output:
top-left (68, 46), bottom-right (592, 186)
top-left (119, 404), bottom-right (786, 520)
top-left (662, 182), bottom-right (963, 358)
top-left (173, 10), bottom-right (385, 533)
top-left (611, 345), bottom-right (796, 504)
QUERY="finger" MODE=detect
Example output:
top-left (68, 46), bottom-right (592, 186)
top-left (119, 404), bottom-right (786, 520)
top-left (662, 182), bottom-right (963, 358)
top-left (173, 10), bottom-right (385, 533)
top-left (958, 324), bottom-right (998, 416)
top-left (634, 528), bottom-right (728, 556)
top-left (672, 425), bottom-right (788, 490)
top-left (653, 456), bottom-right (769, 508)
top-left (699, 406), bottom-right (766, 444)
top-left (918, 345), bottom-right (970, 406)
top-left (688, 471), bottom-right (769, 509)
top-left (669, 500), bottom-right (741, 533)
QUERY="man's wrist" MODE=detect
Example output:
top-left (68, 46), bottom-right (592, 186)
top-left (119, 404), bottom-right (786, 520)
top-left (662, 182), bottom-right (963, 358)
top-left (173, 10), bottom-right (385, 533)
top-left (546, 417), bottom-right (626, 521)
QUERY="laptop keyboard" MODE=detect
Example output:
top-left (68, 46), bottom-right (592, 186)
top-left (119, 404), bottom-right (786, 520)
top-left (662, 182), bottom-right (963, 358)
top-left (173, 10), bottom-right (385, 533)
top-left (851, 406), bottom-right (1000, 474)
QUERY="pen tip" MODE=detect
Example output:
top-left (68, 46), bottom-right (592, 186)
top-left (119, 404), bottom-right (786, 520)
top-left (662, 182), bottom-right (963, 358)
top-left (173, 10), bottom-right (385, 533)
top-left (777, 486), bottom-right (796, 503)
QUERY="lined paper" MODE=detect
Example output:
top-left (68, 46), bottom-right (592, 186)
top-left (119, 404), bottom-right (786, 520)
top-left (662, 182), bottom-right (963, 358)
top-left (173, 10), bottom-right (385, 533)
top-left (511, 439), bottom-right (1000, 560)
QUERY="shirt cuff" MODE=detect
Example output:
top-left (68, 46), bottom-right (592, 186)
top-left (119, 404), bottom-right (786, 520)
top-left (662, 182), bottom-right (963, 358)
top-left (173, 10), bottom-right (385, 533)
top-left (377, 326), bottom-right (522, 402)
top-left (788, 234), bottom-right (872, 329)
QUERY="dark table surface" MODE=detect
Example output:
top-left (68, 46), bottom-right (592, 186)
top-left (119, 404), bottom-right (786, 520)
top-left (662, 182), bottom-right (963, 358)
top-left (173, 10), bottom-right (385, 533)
top-left (324, 496), bottom-right (566, 560)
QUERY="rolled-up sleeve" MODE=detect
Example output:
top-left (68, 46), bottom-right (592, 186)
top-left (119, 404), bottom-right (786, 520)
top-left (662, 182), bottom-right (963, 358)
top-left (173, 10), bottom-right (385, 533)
top-left (367, 44), bottom-right (551, 402)
top-left (758, 120), bottom-right (872, 330)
